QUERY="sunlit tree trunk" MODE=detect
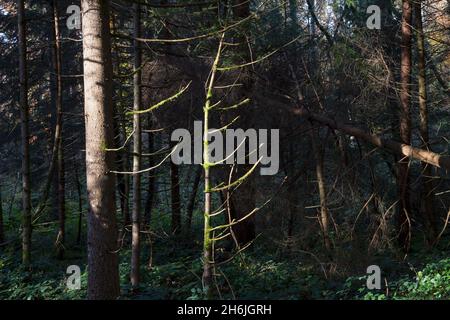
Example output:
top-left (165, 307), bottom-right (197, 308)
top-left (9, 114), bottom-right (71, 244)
top-left (131, 2), bottom-right (142, 290)
top-left (81, 0), bottom-right (120, 299)
top-left (202, 37), bottom-right (224, 299)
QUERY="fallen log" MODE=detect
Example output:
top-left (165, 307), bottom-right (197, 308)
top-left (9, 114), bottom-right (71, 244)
top-left (295, 108), bottom-right (450, 171)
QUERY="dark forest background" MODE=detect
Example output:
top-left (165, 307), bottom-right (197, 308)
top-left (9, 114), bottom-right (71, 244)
top-left (0, 0), bottom-right (449, 300)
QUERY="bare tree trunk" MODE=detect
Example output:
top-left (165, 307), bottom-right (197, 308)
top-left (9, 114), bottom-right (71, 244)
top-left (415, 0), bottom-right (436, 244)
top-left (310, 127), bottom-right (332, 252)
top-left (170, 144), bottom-right (181, 234)
top-left (130, 2), bottom-right (142, 290)
top-left (75, 166), bottom-right (83, 245)
top-left (201, 37), bottom-right (224, 299)
top-left (56, 136), bottom-right (65, 259)
top-left (113, 112), bottom-right (130, 239)
top-left (50, 0), bottom-right (66, 260)
top-left (144, 113), bottom-right (155, 225)
top-left (203, 169), bottom-right (212, 297)
top-left (18, 0), bottom-right (32, 269)
top-left (202, 135), bottom-right (213, 298)
top-left (81, 0), bottom-right (120, 299)
top-left (48, 2), bottom-right (58, 220)
top-left (186, 166), bottom-right (202, 230)
top-left (118, 158), bottom-right (130, 227)
top-left (32, 0), bottom-right (67, 221)
top-left (398, 0), bottom-right (413, 252)
top-left (110, 13), bottom-right (130, 231)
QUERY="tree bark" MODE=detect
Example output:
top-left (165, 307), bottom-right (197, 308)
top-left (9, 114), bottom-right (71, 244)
top-left (75, 165), bottom-right (83, 245)
top-left (170, 142), bottom-right (181, 234)
top-left (415, 0), bottom-right (436, 244)
top-left (144, 113), bottom-right (155, 225)
top-left (51, 0), bottom-right (66, 260)
top-left (130, 2), bottom-right (142, 290)
top-left (110, 13), bottom-right (130, 230)
top-left (18, 0), bottom-right (32, 269)
top-left (56, 136), bottom-right (65, 259)
top-left (81, 0), bottom-right (120, 299)
top-left (202, 129), bottom-right (213, 298)
top-left (310, 126), bottom-right (332, 252)
top-left (398, 0), bottom-right (413, 252)
top-left (201, 37), bottom-right (223, 298)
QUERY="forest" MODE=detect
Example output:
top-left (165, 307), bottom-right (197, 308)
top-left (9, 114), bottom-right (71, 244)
top-left (0, 0), bottom-right (449, 301)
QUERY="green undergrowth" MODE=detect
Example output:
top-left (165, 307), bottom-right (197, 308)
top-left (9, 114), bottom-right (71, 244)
top-left (0, 208), bottom-right (449, 300)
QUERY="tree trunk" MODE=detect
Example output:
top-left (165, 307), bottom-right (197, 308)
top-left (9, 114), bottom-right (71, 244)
top-left (81, 0), bottom-right (120, 300)
top-left (110, 13), bottom-right (130, 230)
top-left (201, 38), bottom-right (223, 298)
top-left (186, 165), bottom-right (202, 230)
top-left (32, 0), bottom-right (68, 221)
top-left (170, 143), bottom-right (181, 234)
top-left (56, 136), bottom-right (65, 259)
top-left (144, 113), bottom-right (155, 225)
top-left (203, 164), bottom-right (212, 297)
top-left (119, 160), bottom-right (130, 228)
top-left (398, 0), bottom-right (413, 252)
top-left (75, 166), bottom-right (83, 245)
top-left (18, 0), bottom-right (32, 269)
top-left (51, 0), bottom-right (66, 260)
top-left (415, 0), bottom-right (436, 244)
top-left (130, 2), bottom-right (142, 290)
top-left (310, 127), bottom-right (332, 252)
top-left (202, 127), bottom-right (213, 298)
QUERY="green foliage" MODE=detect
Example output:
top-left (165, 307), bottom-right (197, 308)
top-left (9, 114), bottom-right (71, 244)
top-left (394, 258), bottom-right (450, 300)
top-left (344, 0), bottom-right (358, 9)
top-left (333, 258), bottom-right (450, 300)
top-left (1, 205), bottom-right (449, 300)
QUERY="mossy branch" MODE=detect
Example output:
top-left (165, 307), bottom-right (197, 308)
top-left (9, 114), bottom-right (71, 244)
top-left (210, 157), bottom-right (261, 192)
top-left (126, 81), bottom-right (191, 115)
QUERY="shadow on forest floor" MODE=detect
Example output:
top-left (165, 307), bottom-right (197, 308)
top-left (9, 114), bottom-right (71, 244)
top-left (1, 209), bottom-right (449, 300)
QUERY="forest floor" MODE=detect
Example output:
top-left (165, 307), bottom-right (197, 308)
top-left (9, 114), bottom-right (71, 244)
top-left (0, 206), bottom-right (449, 300)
